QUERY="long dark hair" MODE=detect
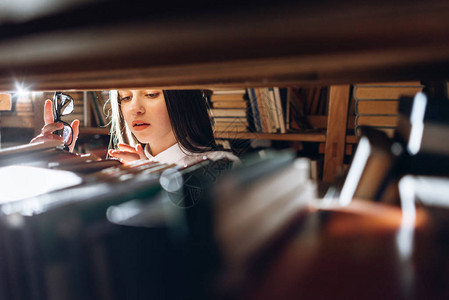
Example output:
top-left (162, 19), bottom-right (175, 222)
top-left (109, 89), bottom-right (220, 153)
top-left (164, 90), bottom-right (219, 152)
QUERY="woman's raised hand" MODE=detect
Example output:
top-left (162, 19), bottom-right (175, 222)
top-left (108, 143), bottom-right (147, 164)
top-left (30, 99), bottom-right (80, 152)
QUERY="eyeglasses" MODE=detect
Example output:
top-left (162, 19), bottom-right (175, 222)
top-left (53, 92), bottom-right (74, 148)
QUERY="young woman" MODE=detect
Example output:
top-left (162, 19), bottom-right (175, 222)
top-left (32, 89), bottom-right (239, 166)
top-left (108, 89), bottom-right (238, 166)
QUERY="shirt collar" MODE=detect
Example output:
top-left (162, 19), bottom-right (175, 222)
top-left (144, 143), bottom-right (191, 165)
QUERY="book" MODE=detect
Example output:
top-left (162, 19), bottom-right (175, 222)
top-left (213, 150), bottom-right (314, 291)
top-left (212, 101), bottom-right (247, 109)
top-left (286, 88), bottom-right (309, 131)
top-left (355, 127), bottom-right (395, 138)
top-left (354, 82), bottom-right (423, 100)
top-left (258, 88), bottom-right (279, 133)
top-left (213, 117), bottom-right (248, 125)
top-left (273, 87), bottom-right (286, 133)
top-left (0, 140), bottom-right (63, 159)
top-left (356, 115), bottom-right (398, 127)
top-left (255, 88), bottom-right (270, 132)
top-left (398, 175), bottom-right (449, 209)
top-left (353, 83), bottom-right (419, 139)
top-left (213, 124), bottom-right (248, 132)
top-left (210, 108), bottom-right (246, 117)
top-left (0, 165), bottom-right (83, 204)
top-left (211, 88), bottom-right (246, 95)
top-left (338, 126), bottom-right (398, 205)
top-left (0, 160), bottom-right (167, 299)
top-left (395, 92), bottom-right (449, 156)
top-left (268, 88), bottom-right (281, 133)
top-left (211, 93), bottom-right (246, 101)
top-left (392, 93), bottom-right (449, 176)
top-left (246, 88), bottom-right (262, 132)
top-left (356, 100), bottom-right (399, 115)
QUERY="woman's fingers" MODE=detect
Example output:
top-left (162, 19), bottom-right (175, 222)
top-left (41, 122), bottom-right (64, 135)
top-left (135, 144), bottom-right (147, 160)
top-left (30, 133), bottom-right (64, 144)
top-left (68, 119), bottom-right (80, 152)
top-left (110, 144), bottom-right (148, 164)
top-left (33, 100), bottom-right (80, 152)
top-left (44, 99), bottom-right (54, 125)
top-left (108, 149), bottom-right (141, 164)
top-left (117, 143), bottom-right (147, 159)
top-left (117, 143), bottom-right (137, 152)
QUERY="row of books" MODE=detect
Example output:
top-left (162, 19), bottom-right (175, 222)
top-left (0, 140), bottom-right (241, 300)
top-left (353, 81), bottom-right (424, 138)
top-left (307, 92), bottom-right (449, 299)
top-left (0, 138), bottom-right (320, 300)
top-left (247, 88), bottom-right (287, 134)
top-left (336, 91), bottom-right (449, 205)
top-left (208, 88), bottom-right (289, 134)
top-left (4, 105), bottom-right (449, 298)
top-left (208, 89), bottom-right (249, 133)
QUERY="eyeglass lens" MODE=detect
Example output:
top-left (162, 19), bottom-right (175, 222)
top-left (62, 124), bottom-right (73, 145)
top-left (57, 94), bottom-right (74, 116)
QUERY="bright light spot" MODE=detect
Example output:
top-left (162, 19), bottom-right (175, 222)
top-left (14, 81), bottom-right (30, 97)
top-left (339, 137), bottom-right (371, 206)
top-left (397, 176), bottom-right (417, 260)
top-left (0, 165), bottom-right (82, 205)
top-left (107, 201), bottom-right (142, 224)
top-left (407, 92), bottom-right (427, 155)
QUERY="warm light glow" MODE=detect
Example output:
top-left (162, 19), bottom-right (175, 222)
top-left (14, 81), bottom-right (30, 97)
top-left (0, 165), bottom-right (82, 204)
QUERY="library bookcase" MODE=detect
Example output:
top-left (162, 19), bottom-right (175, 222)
top-left (1, 1), bottom-right (449, 298)
top-left (1, 0), bottom-right (448, 178)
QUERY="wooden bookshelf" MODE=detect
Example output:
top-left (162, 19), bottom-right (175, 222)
top-left (214, 131), bottom-right (326, 142)
top-left (78, 127), bottom-right (110, 136)
top-left (0, 1), bottom-right (448, 91)
top-left (0, 0), bottom-right (446, 180)
top-left (0, 2), bottom-right (448, 299)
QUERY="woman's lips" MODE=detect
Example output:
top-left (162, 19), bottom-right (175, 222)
top-left (132, 120), bottom-right (150, 131)
top-left (133, 124), bottom-right (150, 131)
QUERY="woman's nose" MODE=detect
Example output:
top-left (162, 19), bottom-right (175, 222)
top-left (129, 97), bottom-right (145, 114)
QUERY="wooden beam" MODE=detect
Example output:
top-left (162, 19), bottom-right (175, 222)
top-left (323, 85), bottom-right (350, 182)
top-left (1, 1), bottom-right (449, 90)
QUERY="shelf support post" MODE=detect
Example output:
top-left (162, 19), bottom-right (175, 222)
top-left (323, 85), bottom-right (350, 183)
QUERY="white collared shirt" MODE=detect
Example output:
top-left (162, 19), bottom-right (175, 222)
top-left (144, 143), bottom-right (239, 167)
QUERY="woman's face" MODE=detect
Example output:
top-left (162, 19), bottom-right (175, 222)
top-left (118, 89), bottom-right (176, 150)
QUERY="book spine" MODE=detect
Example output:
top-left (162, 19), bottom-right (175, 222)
top-left (248, 88), bottom-right (262, 132)
top-left (353, 85), bottom-right (423, 100)
top-left (273, 88), bottom-right (286, 134)
top-left (356, 100), bottom-right (399, 115)
top-left (257, 88), bottom-right (272, 133)
top-left (268, 88), bottom-right (280, 133)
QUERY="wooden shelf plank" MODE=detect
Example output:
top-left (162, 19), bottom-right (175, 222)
top-left (214, 131), bottom-right (326, 142)
top-left (78, 127), bottom-right (110, 135)
top-left (1, 1), bottom-right (449, 90)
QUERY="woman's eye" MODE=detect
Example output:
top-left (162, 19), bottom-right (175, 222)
top-left (119, 96), bottom-right (131, 102)
top-left (146, 92), bottom-right (160, 99)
